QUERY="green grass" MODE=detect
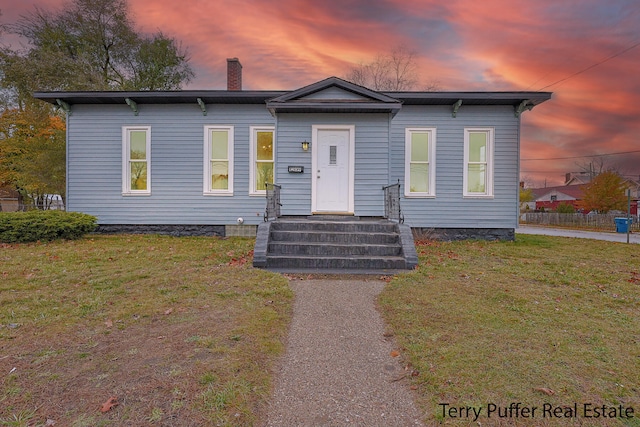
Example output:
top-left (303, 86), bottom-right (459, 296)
top-left (4, 232), bottom-right (639, 426)
top-left (0, 234), bottom-right (292, 426)
top-left (380, 235), bottom-right (640, 426)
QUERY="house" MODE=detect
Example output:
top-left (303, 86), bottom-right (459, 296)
top-left (34, 58), bottom-right (551, 242)
top-left (532, 181), bottom-right (639, 215)
top-left (0, 187), bottom-right (21, 212)
top-left (564, 171), bottom-right (593, 185)
top-left (532, 184), bottom-right (587, 212)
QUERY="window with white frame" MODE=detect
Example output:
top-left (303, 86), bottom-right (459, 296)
top-left (463, 128), bottom-right (494, 197)
top-left (405, 128), bottom-right (436, 197)
top-left (204, 126), bottom-right (234, 195)
top-left (122, 126), bottom-right (151, 195)
top-left (250, 126), bottom-right (275, 195)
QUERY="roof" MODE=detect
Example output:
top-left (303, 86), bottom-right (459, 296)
top-left (266, 77), bottom-right (403, 115)
top-left (33, 76), bottom-right (551, 116)
top-left (532, 184), bottom-right (587, 200)
top-left (0, 187), bottom-right (20, 199)
top-left (32, 90), bottom-right (287, 106)
top-left (383, 91), bottom-right (551, 106)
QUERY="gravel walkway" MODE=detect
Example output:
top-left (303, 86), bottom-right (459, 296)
top-left (262, 279), bottom-right (424, 426)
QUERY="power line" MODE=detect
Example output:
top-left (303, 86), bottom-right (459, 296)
top-left (521, 149), bottom-right (640, 161)
top-left (536, 40), bottom-right (640, 91)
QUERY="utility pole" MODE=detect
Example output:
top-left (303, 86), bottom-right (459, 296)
top-left (627, 188), bottom-right (631, 244)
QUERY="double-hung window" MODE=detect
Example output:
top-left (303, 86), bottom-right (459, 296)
top-left (405, 128), bottom-right (436, 197)
top-left (204, 126), bottom-right (234, 195)
top-left (122, 126), bottom-right (151, 195)
top-left (463, 128), bottom-right (494, 197)
top-left (250, 126), bottom-right (275, 195)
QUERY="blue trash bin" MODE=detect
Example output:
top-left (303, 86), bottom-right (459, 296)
top-left (614, 217), bottom-right (631, 233)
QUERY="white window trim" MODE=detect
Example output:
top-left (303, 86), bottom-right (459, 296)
top-left (249, 126), bottom-right (275, 196)
top-left (404, 127), bottom-right (436, 198)
top-left (463, 127), bottom-right (494, 198)
top-left (203, 125), bottom-right (234, 196)
top-left (122, 126), bottom-right (151, 196)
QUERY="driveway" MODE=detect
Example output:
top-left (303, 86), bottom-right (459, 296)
top-left (517, 224), bottom-right (640, 244)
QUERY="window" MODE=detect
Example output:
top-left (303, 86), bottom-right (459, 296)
top-left (122, 126), bottom-right (151, 195)
top-left (204, 126), bottom-right (234, 195)
top-left (405, 128), bottom-right (436, 197)
top-left (464, 128), bottom-right (494, 197)
top-left (250, 126), bottom-right (274, 195)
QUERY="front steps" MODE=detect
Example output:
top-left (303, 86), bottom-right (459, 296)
top-left (253, 217), bottom-right (417, 273)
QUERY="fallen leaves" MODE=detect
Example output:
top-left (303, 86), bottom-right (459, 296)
top-left (226, 250), bottom-right (254, 267)
top-left (100, 396), bottom-right (118, 413)
top-left (390, 350), bottom-right (400, 358)
top-left (534, 387), bottom-right (555, 396)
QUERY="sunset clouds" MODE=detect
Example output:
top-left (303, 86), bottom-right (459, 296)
top-left (3, 0), bottom-right (639, 185)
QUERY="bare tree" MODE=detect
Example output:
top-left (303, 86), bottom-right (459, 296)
top-left (574, 157), bottom-right (625, 182)
top-left (347, 46), bottom-right (420, 91)
top-left (422, 80), bottom-right (442, 91)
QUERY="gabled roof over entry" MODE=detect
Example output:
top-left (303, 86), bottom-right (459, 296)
top-left (265, 76), bottom-right (403, 116)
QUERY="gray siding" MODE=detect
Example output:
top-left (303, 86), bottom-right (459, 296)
top-left (275, 113), bottom-right (390, 216)
top-left (67, 102), bottom-right (520, 228)
top-left (67, 104), bottom-right (275, 225)
top-left (390, 105), bottom-right (520, 228)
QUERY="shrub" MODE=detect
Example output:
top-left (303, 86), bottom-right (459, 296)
top-left (555, 202), bottom-right (576, 214)
top-left (0, 210), bottom-right (97, 243)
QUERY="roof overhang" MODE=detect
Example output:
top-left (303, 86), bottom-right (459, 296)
top-left (388, 91), bottom-right (552, 118)
top-left (386, 91), bottom-right (552, 106)
top-left (33, 90), bottom-right (287, 106)
top-left (33, 81), bottom-right (551, 119)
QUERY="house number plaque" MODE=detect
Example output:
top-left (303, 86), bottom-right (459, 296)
top-left (288, 166), bottom-right (304, 173)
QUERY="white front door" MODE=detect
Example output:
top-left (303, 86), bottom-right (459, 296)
top-left (312, 126), bottom-right (354, 213)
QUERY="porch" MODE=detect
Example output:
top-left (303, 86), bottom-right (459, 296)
top-left (253, 183), bottom-right (417, 273)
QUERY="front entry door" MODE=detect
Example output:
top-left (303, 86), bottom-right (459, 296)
top-left (312, 126), bottom-right (354, 213)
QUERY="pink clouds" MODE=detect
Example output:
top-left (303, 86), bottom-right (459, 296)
top-left (3, 0), bottom-right (639, 186)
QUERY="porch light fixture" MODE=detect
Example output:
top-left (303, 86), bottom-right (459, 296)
top-left (301, 140), bottom-right (310, 151)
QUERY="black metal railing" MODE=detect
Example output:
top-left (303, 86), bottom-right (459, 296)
top-left (264, 183), bottom-right (282, 221)
top-left (383, 180), bottom-right (403, 223)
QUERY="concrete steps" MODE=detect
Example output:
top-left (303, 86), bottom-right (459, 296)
top-left (253, 217), bottom-right (418, 273)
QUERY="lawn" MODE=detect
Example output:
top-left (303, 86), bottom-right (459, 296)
top-left (0, 235), bottom-right (292, 427)
top-left (3, 233), bottom-right (639, 427)
top-left (379, 234), bottom-right (640, 426)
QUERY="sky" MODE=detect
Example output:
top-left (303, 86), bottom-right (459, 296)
top-left (3, 0), bottom-right (640, 187)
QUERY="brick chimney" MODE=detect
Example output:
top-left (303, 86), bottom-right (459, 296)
top-left (227, 58), bottom-right (242, 91)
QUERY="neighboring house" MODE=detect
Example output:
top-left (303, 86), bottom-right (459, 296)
top-left (34, 59), bottom-right (551, 239)
top-left (43, 194), bottom-right (65, 210)
top-left (533, 184), bottom-right (587, 212)
top-left (621, 179), bottom-right (640, 216)
top-left (564, 171), bottom-right (593, 185)
top-left (622, 178), bottom-right (640, 199)
top-left (0, 187), bottom-right (21, 212)
top-left (533, 182), bottom-right (639, 215)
